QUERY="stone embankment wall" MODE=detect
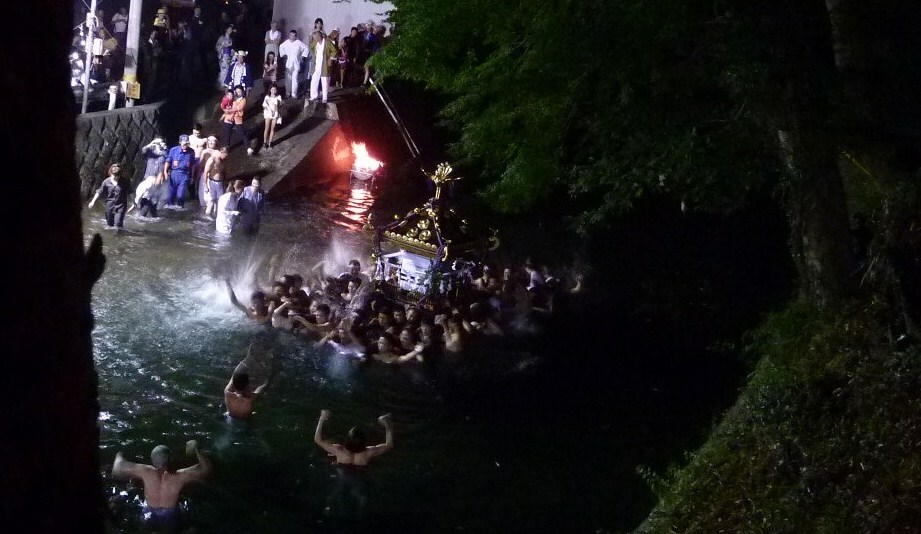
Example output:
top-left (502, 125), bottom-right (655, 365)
top-left (75, 103), bottom-right (163, 198)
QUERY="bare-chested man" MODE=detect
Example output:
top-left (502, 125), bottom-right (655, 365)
top-left (224, 370), bottom-right (269, 419)
top-left (112, 440), bottom-right (212, 530)
top-left (226, 279), bottom-right (275, 325)
top-left (203, 145), bottom-right (229, 218)
top-left (313, 410), bottom-right (393, 516)
top-left (197, 136), bottom-right (220, 210)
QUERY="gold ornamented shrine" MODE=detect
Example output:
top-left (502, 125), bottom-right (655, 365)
top-left (366, 163), bottom-right (499, 308)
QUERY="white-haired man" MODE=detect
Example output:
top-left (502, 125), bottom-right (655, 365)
top-left (112, 440), bottom-right (211, 530)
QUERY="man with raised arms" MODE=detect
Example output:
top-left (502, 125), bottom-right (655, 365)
top-left (112, 440), bottom-right (212, 530)
top-left (313, 410), bottom-right (393, 516)
top-left (224, 369), bottom-right (269, 419)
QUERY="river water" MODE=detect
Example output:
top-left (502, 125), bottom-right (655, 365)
top-left (85, 86), bottom-right (779, 532)
top-left (88, 175), bottom-right (672, 533)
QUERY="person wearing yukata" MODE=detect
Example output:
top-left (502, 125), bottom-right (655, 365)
top-left (224, 50), bottom-right (252, 94)
top-left (216, 24), bottom-right (236, 90)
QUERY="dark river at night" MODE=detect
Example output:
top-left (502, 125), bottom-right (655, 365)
top-left (85, 160), bottom-right (749, 533)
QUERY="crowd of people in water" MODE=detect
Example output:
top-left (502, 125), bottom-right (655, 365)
top-left (86, 6), bottom-right (584, 529)
top-left (107, 252), bottom-right (578, 530)
top-left (87, 121), bottom-right (267, 235)
top-left (225, 256), bottom-right (581, 366)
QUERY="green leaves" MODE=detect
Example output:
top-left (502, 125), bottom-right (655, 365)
top-left (379, 0), bottom-right (784, 232)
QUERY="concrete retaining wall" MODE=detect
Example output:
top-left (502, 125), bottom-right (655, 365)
top-left (265, 119), bottom-right (352, 199)
top-left (75, 103), bottom-right (163, 198)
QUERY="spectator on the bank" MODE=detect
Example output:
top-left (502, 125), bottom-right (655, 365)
top-left (173, 20), bottom-right (197, 80)
top-left (305, 18), bottom-right (324, 86)
top-left (88, 163), bottom-right (132, 230)
top-left (234, 3), bottom-right (254, 51)
top-left (94, 8), bottom-right (106, 31)
top-left (220, 86), bottom-right (234, 117)
top-left (90, 29), bottom-right (107, 81)
top-left (327, 29), bottom-right (341, 89)
top-left (278, 30), bottom-right (307, 99)
top-left (362, 25), bottom-right (384, 86)
top-left (216, 24), bottom-right (235, 90)
top-left (264, 21), bottom-right (281, 62)
top-left (238, 177), bottom-right (266, 234)
top-left (343, 27), bottom-right (360, 87)
top-left (163, 134), bottom-right (198, 209)
top-left (222, 85), bottom-right (253, 155)
top-left (153, 7), bottom-right (170, 32)
top-left (354, 24), bottom-right (370, 86)
top-left (224, 50), bottom-right (252, 94)
top-left (188, 6), bottom-right (207, 74)
top-left (262, 83), bottom-right (282, 150)
top-left (141, 29), bottom-right (167, 99)
top-left (308, 31), bottom-right (335, 103)
top-left (262, 52), bottom-right (278, 96)
top-left (335, 30), bottom-right (350, 88)
top-left (112, 7), bottom-right (128, 51)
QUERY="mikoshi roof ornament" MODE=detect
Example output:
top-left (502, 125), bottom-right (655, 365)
top-left (366, 162), bottom-right (500, 307)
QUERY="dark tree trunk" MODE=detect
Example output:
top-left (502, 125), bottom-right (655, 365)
top-left (778, 128), bottom-right (856, 308)
top-left (0, 2), bottom-right (106, 531)
top-left (771, 0), bottom-right (856, 308)
top-left (823, 0), bottom-right (921, 334)
top-left (885, 200), bottom-right (921, 340)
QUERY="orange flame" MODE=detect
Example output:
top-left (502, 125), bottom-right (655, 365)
top-left (351, 142), bottom-right (384, 172)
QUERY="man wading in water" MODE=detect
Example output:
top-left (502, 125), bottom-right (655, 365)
top-left (112, 440), bottom-right (212, 530)
top-left (313, 409), bottom-right (393, 517)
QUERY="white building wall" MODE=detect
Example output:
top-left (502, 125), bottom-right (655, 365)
top-left (271, 0), bottom-right (395, 38)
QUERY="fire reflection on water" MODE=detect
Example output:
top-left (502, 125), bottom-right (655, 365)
top-left (335, 187), bottom-right (375, 229)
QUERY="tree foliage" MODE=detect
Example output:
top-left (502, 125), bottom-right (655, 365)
top-left (376, 0), bottom-right (785, 231)
top-left (377, 0), bottom-right (921, 313)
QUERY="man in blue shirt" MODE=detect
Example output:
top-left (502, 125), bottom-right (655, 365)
top-left (164, 134), bottom-right (198, 209)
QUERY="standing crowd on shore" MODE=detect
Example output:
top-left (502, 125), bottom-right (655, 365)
top-left (76, 1), bottom-right (387, 104)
